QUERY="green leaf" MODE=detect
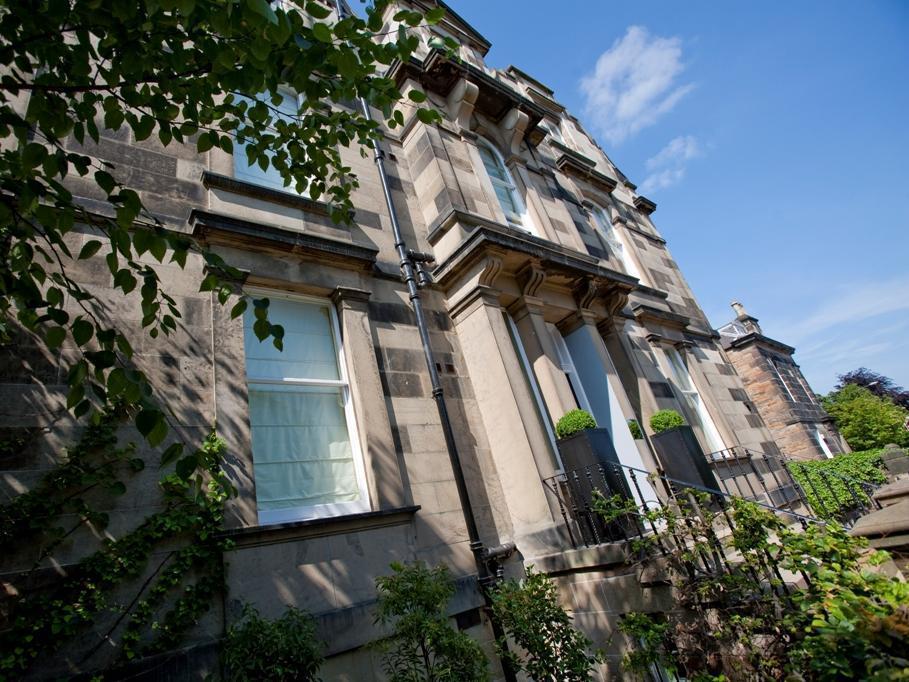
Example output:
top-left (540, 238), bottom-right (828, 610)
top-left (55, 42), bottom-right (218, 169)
top-left (78, 240), bottom-right (103, 260)
top-left (311, 22), bottom-right (332, 43)
top-left (246, 0), bottom-right (277, 23)
top-left (136, 408), bottom-right (160, 437)
top-left (45, 326), bottom-right (66, 348)
top-left (133, 115), bottom-right (156, 142)
top-left (176, 453), bottom-right (199, 480)
top-left (407, 90), bottom-right (427, 103)
top-left (161, 443), bottom-right (184, 466)
top-left (72, 319), bottom-right (94, 345)
top-left (424, 7), bottom-right (446, 23)
top-left (230, 299), bottom-right (248, 319)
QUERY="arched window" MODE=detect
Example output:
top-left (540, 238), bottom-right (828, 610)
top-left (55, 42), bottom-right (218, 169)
top-left (590, 205), bottom-right (641, 279)
top-left (477, 138), bottom-right (534, 234)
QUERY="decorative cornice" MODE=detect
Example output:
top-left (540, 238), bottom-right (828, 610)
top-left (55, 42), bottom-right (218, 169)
top-left (189, 210), bottom-right (378, 271)
top-left (388, 51), bottom-right (547, 132)
top-left (428, 208), bottom-right (637, 291)
top-left (633, 195), bottom-right (657, 215)
top-left (631, 303), bottom-right (691, 331)
top-left (552, 148), bottom-right (618, 194)
top-left (724, 331), bottom-right (797, 355)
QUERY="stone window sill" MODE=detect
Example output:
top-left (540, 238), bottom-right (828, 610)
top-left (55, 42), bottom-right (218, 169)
top-left (219, 505), bottom-right (421, 549)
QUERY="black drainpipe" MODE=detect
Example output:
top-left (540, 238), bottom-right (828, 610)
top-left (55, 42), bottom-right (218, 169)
top-left (332, 2), bottom-right (517, 679)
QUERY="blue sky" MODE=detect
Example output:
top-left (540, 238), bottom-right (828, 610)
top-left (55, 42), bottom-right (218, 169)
top-left (447, 0), bottom-right (909, 394)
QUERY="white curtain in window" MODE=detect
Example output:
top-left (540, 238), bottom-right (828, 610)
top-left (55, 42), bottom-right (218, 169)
top-left (244, 297), bottom-right (364, 523)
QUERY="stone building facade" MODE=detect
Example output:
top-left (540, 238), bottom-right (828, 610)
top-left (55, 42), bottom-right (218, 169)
top-left (0, 2), bottom-right (808, 679)
top-left (718, 302), bottom-right (849, 461)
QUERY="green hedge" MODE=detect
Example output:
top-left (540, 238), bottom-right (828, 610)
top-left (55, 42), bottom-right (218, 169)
top-left (788, 450), bottom-right (887, 521)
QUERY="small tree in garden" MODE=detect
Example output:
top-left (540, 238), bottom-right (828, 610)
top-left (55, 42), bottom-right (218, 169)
top-left (223, 604), bottom-right (323, 682)
top-left (374, 562), bottom-right (490, 682)
top-left (490, 568), bottom-right (600, 681)
top-left (604, 495), bottom-right (909, 680)
top-left (822, 384), bottom-right (909, 450)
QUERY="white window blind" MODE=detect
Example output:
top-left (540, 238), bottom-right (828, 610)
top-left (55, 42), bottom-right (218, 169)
top-left (244, 294), bottom-right (368, 524)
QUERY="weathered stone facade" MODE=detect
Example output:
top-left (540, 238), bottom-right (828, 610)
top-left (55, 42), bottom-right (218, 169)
top-left (1, 2), bottom-right (806, 680)
top-left (718, 303), bottom-right (849, 461)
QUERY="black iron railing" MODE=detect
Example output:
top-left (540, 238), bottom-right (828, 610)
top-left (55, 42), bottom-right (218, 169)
top-left (706, 447), bottom-right (882, 526)
top-left (544, 460), bottom-right (819, 549)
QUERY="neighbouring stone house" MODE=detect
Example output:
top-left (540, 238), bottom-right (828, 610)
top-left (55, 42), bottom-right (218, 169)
top-left (718, 302), bottom-right (849, 461)
top-left (1, 1), bottom-right (816, 679)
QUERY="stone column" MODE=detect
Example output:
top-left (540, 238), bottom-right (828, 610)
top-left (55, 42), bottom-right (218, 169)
top-left (450, 284), bottom-right (562, 554)
top-left (333, 286), bottom-right (406, 509)
top-left (508, 296), bottom-right (578, 427)
top-left (560, 310), bottom-right (660, 502)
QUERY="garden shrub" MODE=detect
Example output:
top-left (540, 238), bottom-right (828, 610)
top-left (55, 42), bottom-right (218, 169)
top-left (788, 449), bottom-right (887, 520)
top-left (627, 419), bottom-right (643, 440)
top-left (555, 409), bottom-right (597, 440)
top-left (223, 603), bottom-right (322, 682)
top-left (490, 568), bottom-right (600, 681)
top-left (608, 498), bottom-right (909, 680)
top-left (649, 409), bottom-right (685, 434)
top-left (374, 562), bottom-right (489, 682)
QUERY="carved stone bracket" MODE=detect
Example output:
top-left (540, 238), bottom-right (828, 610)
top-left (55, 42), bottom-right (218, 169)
top-left (572, 277), bottom-right (604, 311)
top-left (516, 258), bottom-right (546, 297)
top-left (446, 77), bottom-right (479, 132)
top-left (498, 107), bottom-right (530, 157)
top-left (477, 251), bottom-right (505, 288)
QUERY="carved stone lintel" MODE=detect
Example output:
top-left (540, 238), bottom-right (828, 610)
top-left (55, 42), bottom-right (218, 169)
top-left (498, 107), bottom-right (530, 157)
top-left (516, 258), bottom-right (546, 297)
top-left (446, 78), bottom-right (479, 132)
top-left (675, 339), bottom-right (694, 351)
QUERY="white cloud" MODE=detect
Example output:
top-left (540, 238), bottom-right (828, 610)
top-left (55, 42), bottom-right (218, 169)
top-left (580, 26), bottom-right (694, 145)
top-left (782, 275), bottom-right (909, 345)
top-left (759, 275), bottom-right (909, 392)
top-left (639, 135), bottom-right (701, 193)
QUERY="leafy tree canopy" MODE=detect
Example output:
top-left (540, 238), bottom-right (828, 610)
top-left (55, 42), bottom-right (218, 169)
top-left (822, 383), bottom-right (909, 451)
top-left (836, 367), bottom-right (909, 409)
top-left (0, 0), bottom-right (445, 445)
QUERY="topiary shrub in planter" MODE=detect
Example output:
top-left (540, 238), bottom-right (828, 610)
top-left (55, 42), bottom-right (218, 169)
top-left (648, 410), bottom-right (719, 491)
top-left (555, 409), bottom-right (597, 440)
top-left (223, 603), bottom-right (323, 682)
top-left (628, 419), bottom-right (643, 440)
top-left (649, 409), bottom-right (685, 434)
top-left (554, 410), bottom-right (636, 542)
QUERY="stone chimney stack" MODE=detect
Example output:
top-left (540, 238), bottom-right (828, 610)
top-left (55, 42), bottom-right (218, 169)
top-left (731, 300), bottom-right (762, 334)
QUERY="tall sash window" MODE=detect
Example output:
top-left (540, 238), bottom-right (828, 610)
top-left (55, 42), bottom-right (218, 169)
top-left (477, 138), bottom-right (534, 234)
top-left (243, 293), bottom-right (368, 524)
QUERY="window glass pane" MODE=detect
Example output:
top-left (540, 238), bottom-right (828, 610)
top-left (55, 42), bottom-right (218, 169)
top-left (479, 145), bottom-right (507, 181)
top-left (234, 91), bottom-right (308, 193)
top-left (494, 183), bottom-right (520, 215)
top-left (248, 384), bottom-right (359, 510)
top-left (244, 298), bottom-right (339, 381)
